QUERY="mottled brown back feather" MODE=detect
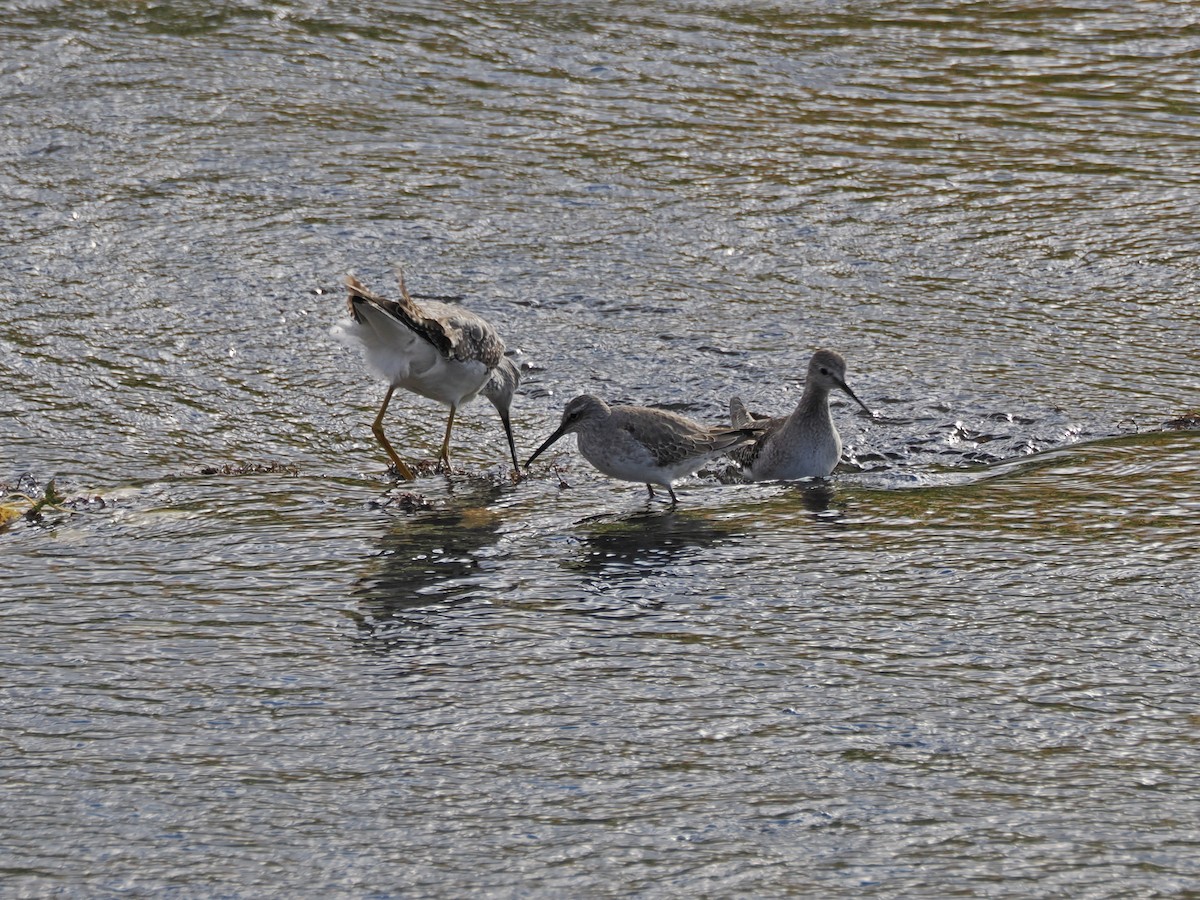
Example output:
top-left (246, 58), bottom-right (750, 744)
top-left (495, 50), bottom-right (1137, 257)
top-left (345, 274), bottom-right (505, 367)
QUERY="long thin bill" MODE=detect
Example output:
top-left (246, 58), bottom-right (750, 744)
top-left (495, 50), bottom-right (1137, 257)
top-left (837, 378), bottom-right (875, 417)
top-left (524, 425), bottom-right (568, 468)
top-left (498, 410), bottom-right (520, 475)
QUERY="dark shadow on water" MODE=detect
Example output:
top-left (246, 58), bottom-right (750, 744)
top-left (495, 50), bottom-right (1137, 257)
top-left (346, 479), bottom-right (507, 647)
top-left (567, 506), bottom-right (743, 583)
top-left (778, 480), bottom-right (838, 514)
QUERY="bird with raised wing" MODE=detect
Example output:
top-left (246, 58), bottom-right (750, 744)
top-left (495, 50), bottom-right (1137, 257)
top-left (333, 272), bottom-right (520, 479)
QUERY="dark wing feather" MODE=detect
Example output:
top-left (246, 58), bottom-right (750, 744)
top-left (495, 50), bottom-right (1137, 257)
top-left (728, 411), bottom-right (784, 468)
top-left (345, 275), bottom-right (504, 366)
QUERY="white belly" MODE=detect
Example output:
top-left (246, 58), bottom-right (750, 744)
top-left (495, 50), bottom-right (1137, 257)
top-left (749, 429), bottom-right (841, 480)
top-left (576, 430), bottom-right (712, 487)
top-left (334, 314), bottom-right (490, 408)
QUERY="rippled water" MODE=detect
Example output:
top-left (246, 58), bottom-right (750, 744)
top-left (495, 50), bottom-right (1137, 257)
top-left (3, 1), bottom-right (1199, 896)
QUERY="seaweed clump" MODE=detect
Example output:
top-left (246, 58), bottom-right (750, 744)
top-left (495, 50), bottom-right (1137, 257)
top-left (198, 461), bottom-right (300, 476)
top-left (1164, 411), bottom-right (1200, 431)
top-left (1, 477), bottom-right (109, 530)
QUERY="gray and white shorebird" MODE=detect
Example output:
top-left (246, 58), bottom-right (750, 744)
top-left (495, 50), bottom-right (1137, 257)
top-left (333, 272), bottom-right (520, 480)
top-left (729, 349), bottom-right (873, 481)
top-left (525, 394), bottom-right (761, 505)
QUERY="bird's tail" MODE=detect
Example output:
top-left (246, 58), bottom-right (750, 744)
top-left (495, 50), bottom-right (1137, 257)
top-left (710, 423), bottom-right (765, 453)
top-left (343, 272), bottom-right (458, 359)
top-left (345, 273), bottom-right (423, 321)
top-left (729, 396), bottom-right (754, 429)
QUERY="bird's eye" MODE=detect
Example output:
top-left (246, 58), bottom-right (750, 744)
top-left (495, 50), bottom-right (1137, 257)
top-left (819, 367), bottom-right (829, 376)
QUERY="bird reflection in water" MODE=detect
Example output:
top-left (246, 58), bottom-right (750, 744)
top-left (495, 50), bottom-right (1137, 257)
top-left (568, 508), bottom-right (741, 583)
top-left (569, 480), bottom-right (837, 580)
top-left (348, 481), bottom-right (506, 647)
top-left (782, 480), bottom-right (838, 515)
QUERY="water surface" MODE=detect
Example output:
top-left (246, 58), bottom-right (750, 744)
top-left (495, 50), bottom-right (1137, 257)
top-left (3, 1), bottom-right (1199, 896)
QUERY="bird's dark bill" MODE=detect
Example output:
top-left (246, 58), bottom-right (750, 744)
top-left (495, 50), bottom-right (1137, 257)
top-left (524, 426), bottom-right (568, 468)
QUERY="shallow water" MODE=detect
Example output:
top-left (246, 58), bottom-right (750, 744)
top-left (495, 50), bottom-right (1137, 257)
top-left (3, 1), bottom-right (1199, 896)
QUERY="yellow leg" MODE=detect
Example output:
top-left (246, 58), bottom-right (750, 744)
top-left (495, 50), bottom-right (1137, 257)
top-left (437, 405), bottom-right (457, 474)
top-left (371, 386), bottom-right (416, 480)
